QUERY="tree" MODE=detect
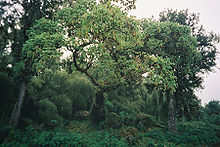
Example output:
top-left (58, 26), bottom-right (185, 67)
top-left (0, 0), bottom-right (22, 125)
top-left (3, 0), bottom-right (67, 127)
top-left (159, 9), bottom-right (220, 120)
top-left (140, 19), bottom-right (199, 133)
top-left (204, 100), bottom-right (220, 116)
top-left (23, 0), bottom-right (177, 122)
top-left (100, 0), bottom-right (137, 10)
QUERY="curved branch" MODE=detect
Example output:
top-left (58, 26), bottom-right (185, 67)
top-left (73, 50), bottom-right (104, 90)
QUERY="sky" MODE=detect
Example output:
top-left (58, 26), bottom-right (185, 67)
top-left (128, 0), bottom-right (220, 106)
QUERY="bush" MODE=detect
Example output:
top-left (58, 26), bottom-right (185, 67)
top-left (68, 77), bottom-right (94, 113)
top-left (0, 124), bottom-right (13, 143)
top-left (38, 99), bottom-right (63, 127)
top-left (51, 95), bottom-right (73, 118)
top-left (207, 114), bottom-right (220, 125)
top-left (26, 69), bottom-right (95, 125)
top-left (204, 100), bottom-right (220, 116)
top-left (1, 126), bottom-right (127, 146)
top-left (166, 121), bottom-right (220, 145)
top-left (117, 127), bottom-right (139, 145)
top-left (119, 111), bottom-right (164, 131)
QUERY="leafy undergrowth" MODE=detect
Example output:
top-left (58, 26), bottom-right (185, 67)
top-left (1, 120), bottom-right (219, 146)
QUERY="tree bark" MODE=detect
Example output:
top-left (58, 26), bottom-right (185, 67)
top-left (90, 90), bottom-right (105, 122)
top-left (9, 81), bottom-right (26, 127)
top-left (167, 92), bottom-right (177, 133)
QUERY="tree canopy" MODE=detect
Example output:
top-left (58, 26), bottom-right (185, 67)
top-left (158, 9), bottom-right (220, 119)
top-left (21, 0), bottom-right (177, 93)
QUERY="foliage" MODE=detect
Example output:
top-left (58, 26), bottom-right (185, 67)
top-left (174, 121), bottom-right (220, 145)
top-left (198, 100), bottom-right (220, 125)
top-left (0, 72), bottom-right (15, 123)
top-left (52, 95), bottom-right (73, 118)
top-left (33, 0), bottom-right (177, 93)
top-left (145, 89), bottom-right (168, 121)
top-left (15, 18), bottom-right (64, 76)
top-left (37, 99), bottom-right (63, 127)
top-left (2, 125), bottom-right (127, 146)
top-left (119, 111), bottom-right (165, 131)
top-left (159, 9), bottom-right (220, 120)
top-left (117, 126), bottom-right (139, 145)
top-left (140, 121), bottom-right (220, 146)
top-left (204, 100), bottom-right (220, 115)
top-left (102, 112), bottom-right (122, 129)
top-left (105, 82), bottom-right (169, 123)
top-left (1, 0), bottom-right (220, 146)
top-left (1, 109), bottom-right (220, 146)
top-left (100, 0), bottom-right (137, 10)
top-left (106, 91), bottom-right (146, 114)
top-left (0, 124), bottom-right (13, 143)
top-left (25, 69), bottom-right (94, 125)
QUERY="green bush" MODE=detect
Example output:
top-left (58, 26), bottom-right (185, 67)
top-left (206, 114), bottom-right (220, 125)
top-left (173, 121), bottom-right (220, 145)
top-left (51, 95), bottom-right (73, 118)
top-left (26, 69), bottom-right (95, 124)
top-left (38, 99), bottom-right (63, 127)
top-left (68, 77), bottom-right (94, 113)
top-left (2, 126), bottom-right (127, 146)
top-left (204, 100), bottom-right (220, 116)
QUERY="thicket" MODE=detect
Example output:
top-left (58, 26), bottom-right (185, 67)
top-left (1, 114), bottom-right (219, 146)
top-left (22, 69), bottom-right (95, 126)
top-left (1, 73), bottom-right (220, 146)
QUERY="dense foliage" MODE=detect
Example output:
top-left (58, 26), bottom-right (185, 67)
top-left (0, 0), bottom-right (219, 146)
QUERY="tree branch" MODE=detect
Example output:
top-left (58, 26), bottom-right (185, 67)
top-left (73, 50), bottom-right (104, 90)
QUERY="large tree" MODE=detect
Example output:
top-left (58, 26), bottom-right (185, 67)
top-left (3, 0), bottom-right (138, 127)
top-left (140, 19), bottom-right (200, 132)
top-left (21, 0), bottom-right (177, 122)
top-left (159, 9), bottom-right (220, 120)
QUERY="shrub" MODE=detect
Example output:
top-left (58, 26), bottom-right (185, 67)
top-left (0, 124), bottom-right (13, 143)
top-left (68, 76), bottom-right (94, 113)
top-left (117, 127), bottom-right (139, 145)
top-left (38, 99), bottom-right (63, 127)
top-left (51, 94), bottom-right (73, 118)
top-left (26, 69), bottom-right (95, 125)
top-left (2, 126), bottom-right (127, 146)
top-left (167, 121), bottom-right (220, 145)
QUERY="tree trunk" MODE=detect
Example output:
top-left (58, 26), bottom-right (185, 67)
top-left (167, 92), bottom-right (177, 133)
top-left (90, 90), bottom-right (105, 122)
top-left (9, 81), bottom-right (26, 127)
